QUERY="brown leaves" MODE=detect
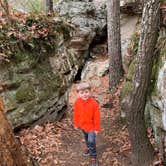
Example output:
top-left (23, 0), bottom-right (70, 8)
top-left (16, 72), bottom-right (163, 165)
top-left (0, 11), bottom-right (60, 59)
top-left (18, 123), bottom-right (62, 165)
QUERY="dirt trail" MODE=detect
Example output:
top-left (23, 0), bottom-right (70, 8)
top-left (18, 74), bottom-right (132, 166)
top-left (55, 76), bottom-right (131, 166)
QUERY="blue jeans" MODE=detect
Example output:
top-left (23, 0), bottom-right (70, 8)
top-left (82, 130), bottom-right (97, 158)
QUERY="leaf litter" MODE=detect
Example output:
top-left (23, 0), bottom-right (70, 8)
top-left (17, 66), bottom-right (162, 166)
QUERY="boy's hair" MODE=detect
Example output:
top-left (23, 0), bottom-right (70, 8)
top-left (76, 81), bottom-right (91, 92)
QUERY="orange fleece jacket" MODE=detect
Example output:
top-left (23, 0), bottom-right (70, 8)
top-left (73, 97), bottom-right (100, 132)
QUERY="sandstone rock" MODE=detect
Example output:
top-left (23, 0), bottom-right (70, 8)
top-left (81, 59), bottom-right (109, 80)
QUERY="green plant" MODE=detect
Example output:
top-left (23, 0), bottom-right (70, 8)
top-left (0, 9), bottom-right (74, 64)
top-left (27, 0), bottom-right (45, 14)
top-left (129, 32), bottom-right (140, 56)
top-left (16, 0), bottom-right (59, 14)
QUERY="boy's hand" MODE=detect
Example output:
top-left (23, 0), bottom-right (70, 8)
top-left (94, 131), bottom-right (98, 135)
top-left (74, 126), bottom-right (79, 130)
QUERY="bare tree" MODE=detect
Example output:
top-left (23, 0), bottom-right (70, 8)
top-left (107, 0), bottom-right (124, 90)
top-left (136, 0), bottom-right (145, 9)
top-left (0, 0), bottom-right (9, 15)
top-left (0, 0), bottom-right (11, 23)
top-left (122, 0), bottom-right (160, 165)
top-left (46, 0), bottom-right (53, 14)
top-left (0, 97), bottom-right (37, 166)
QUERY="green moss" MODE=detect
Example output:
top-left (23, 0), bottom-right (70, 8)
top-left (34, 60), bottom-right (63, 102)
top-left (144, 38), bottom-right (166, 141)
top-left (120, 81), bottom-right (132, 102)
top-left (11, 51), bottom-right (28, 62)
top-left (123, 33), bottom-right (139, 70)
top-left (1, 14), bottom-right (73, 62)
top-left (24, 101), bottom-right (36, 111)
top-left (129, 32), bottom-right (139, 57)
top-left (144, 102), bottom-right (152, 128)
top-left (150, 58), bottom-right (161, 96)
top-left (149, 38), bottom-right (166, 96)
top-left (119, 117), bottom-right (127, 126)
top-left (10, 51), bottom-right (38, 65)
top-left (15, 85), bottom-right (36, 103)
top-left (126, 59), bottom-right (136, 81)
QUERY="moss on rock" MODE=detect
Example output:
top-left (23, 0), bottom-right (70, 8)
top-left (149, 37), bottom-right (166, 97)
top-left (123, 32), bottom-right (139, 70)
top-left (144, 37), bottom-right (166, 149)
top-left (120, 81), bottom-right (132, 102)
top-left (126, 59), bottom-right (136, 81)
top-left (15, 84), bottom-right (36, 103)
top-left (128, 32), bottom-right (139, 57)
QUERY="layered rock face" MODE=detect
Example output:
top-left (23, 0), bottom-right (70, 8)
top-left (119, 8), bottom-right (166, 155)
top-left (146, 28), bottom-right (166, 150)
top-left (0, 0), bottom-right (106, 130)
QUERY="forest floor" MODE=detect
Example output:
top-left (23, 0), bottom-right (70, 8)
top-left (2, 0), bottom-right (165, 165)
top-left (18, 63), bottom-right (133, 166)
top-left (17, 58), bottom-right (162, 166)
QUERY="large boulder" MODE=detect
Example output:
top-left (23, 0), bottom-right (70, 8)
top-left (0, 20), bottom-right (78, 129)
top-left (0, 0), bottom-right (107, 130)
top-left (81, 59), bottom-right (109, 80)
top-left (55, 0), bottom-right (107, 47)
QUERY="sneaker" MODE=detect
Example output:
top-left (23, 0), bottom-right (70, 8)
top-left (83, 148), bottom-right (90, 156)
top-left (91, 158), bottom-right (98, 166)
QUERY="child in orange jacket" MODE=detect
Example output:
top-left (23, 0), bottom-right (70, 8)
top-left (73, 81), bottom-right (100, 166)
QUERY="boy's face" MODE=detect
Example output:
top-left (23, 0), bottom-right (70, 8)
top-left (78, 89), bottom-right (91, 100)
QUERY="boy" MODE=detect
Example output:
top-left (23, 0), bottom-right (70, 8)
top-left (73, 81), bottom-right (100, 166)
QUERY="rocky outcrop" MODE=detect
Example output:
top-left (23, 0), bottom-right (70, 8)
top-left (55, 0), bottom-right (107, 47)
top-left (81, 59), bottom-right (109, 80)
top-left (119, 19), bottom-right (166, 156)
top-left (145, 30), bottom-right (166, 153)
top-left (80, 13), bottom-right (139, 82)
top-left (0, 0), bottom-right (107, 130)
top-left (0, 22), bottom-right (76, 129)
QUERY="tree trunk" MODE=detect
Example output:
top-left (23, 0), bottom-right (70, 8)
top-left (0, 0), bottom-right (11, 24)
top-left (107, 0), bottom-right (124, 90)
top-left (0, 97), bottom-right (37, 166)
top-left (0, 0), bottom-right (9, 15)
top-left (136, 0), bottom-right (145, 9)
top-left (46, 0), bottom-right (53, 14)
top-left (123, 0), bottom-right (160, 165)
